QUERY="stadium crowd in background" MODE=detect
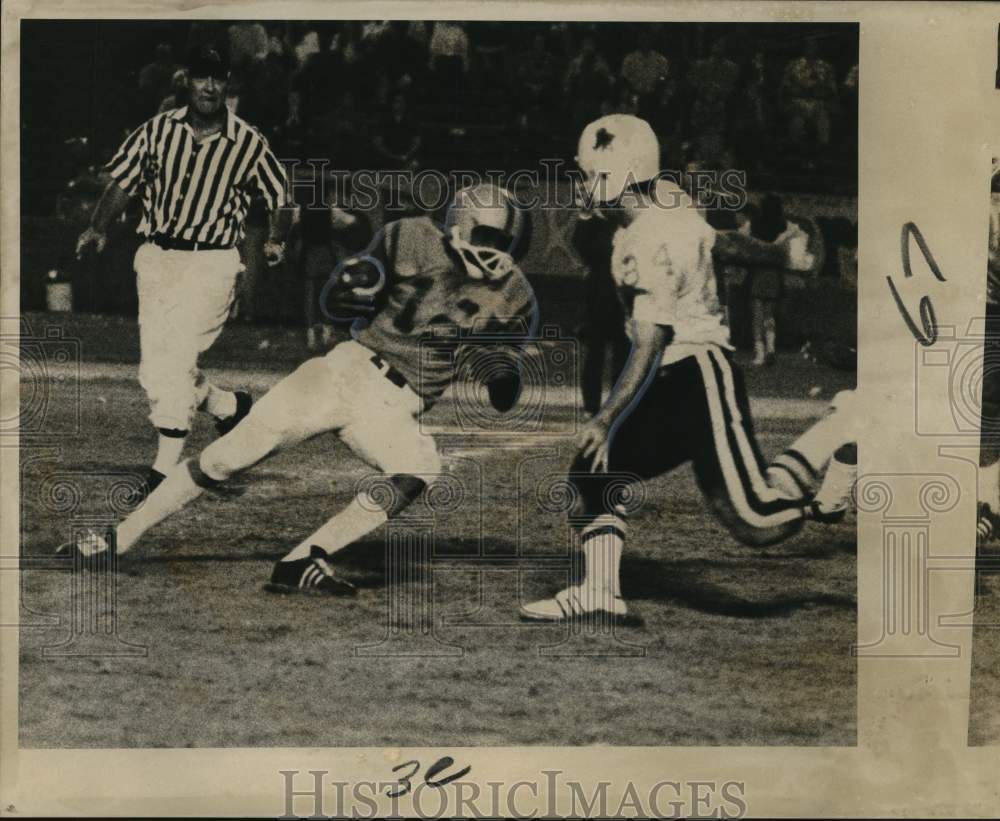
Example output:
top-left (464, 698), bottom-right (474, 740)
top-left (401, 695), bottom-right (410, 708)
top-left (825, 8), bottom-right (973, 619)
top-left (55, 20), bottom-right (858, 195)
top-left (23, 20), bottom-right (857, 362)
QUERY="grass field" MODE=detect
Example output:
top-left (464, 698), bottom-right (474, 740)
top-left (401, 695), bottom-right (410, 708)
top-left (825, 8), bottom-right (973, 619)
top-left (18, 361), bottom-right (859, 749)
top-left (970, 571), bottom-right (1000, 746)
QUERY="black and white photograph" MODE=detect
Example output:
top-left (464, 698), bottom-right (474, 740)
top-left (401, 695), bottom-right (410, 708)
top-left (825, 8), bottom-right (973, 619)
top-left (13, 17), bottom-right (861, 751)
top-left (969, 157), bottom-right (1000, 747)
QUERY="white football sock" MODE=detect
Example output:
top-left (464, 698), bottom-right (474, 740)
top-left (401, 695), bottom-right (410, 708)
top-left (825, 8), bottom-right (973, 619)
top-left (768, 404), bottom-right (854, 498)
top-left (152, 432), bottom-right (187, 475)
top-left (579, 514), bottom-right (626, 599)
top-left (201, 383), bottom-right (237, 421)
top-left (117, 461), bottom-right (204, 553)
top-left (812, 444), bottom-right (858, 513)
top-left (281, 495), bottom-right (389, 562)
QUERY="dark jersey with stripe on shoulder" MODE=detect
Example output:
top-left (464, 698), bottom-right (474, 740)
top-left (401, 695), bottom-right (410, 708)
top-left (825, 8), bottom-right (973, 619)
top-left (105, 106), bottom-right (288, 247)
top-left (356, 217), bottom-right (536, 403)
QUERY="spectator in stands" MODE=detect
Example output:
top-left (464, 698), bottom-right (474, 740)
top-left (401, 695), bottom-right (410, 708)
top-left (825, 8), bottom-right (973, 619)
top-left (331, 21), bottom-right (366, 69)
top-left (743, 194), bottom-right (795, 367)
top-left (732, 50), bottom-right (772, 170)
top-left (620, 29), bottom-right (670, 111)
top-left (564, 36), bottom-right (615, 131)
top-left (468, 22), bottom-right (510, 86)
top-left (369, 21), bottom-right (428, 94)
top-left (291, 27), bottom-right (350, 156)
top-left (429, 21), bottom-right (470, 82)
top-left (157, 68), bottom-right (189, 113)
top-left (373, 92), bottom-right (422, 171)
top-left (293, 26), bottom-right (321, 70)
top-left (329, 90), bottom-right (366, 170)
top-left (228, 22), bottom-right (268, 68)
top-left (601, 81), bottom-right (639, 117)
top-left (519, 33), bottom-right (556, 106)
top-left (780, 38), bottom-right (838, 148)
top-left (842, 63), bottom-right (858, 147)
top-left (233, 35), bottom-right (292, 143)
top-left (138, 44), bottom-right (177, 116)
top-left (643, 75), bottom-right (683, 160)
top-left (687, 37), bottom-right (740, 168)
top-left (291, 189), bottom-right (372, 351)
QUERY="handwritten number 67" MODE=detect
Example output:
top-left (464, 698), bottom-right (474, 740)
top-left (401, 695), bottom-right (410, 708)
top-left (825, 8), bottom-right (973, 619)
top-left (386, 757), bottom-right (472, 797)
top-left (886, 221), bottom-right (946, 347)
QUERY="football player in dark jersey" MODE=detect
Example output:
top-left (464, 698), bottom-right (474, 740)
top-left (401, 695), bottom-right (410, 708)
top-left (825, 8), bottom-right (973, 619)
top-left (61, 184), bottom-right (536, 595)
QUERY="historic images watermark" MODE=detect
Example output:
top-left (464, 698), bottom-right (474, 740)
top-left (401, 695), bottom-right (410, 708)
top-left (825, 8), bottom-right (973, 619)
top-left (279, 767), bottom-right (748, 820)
top-left (282, 162), bottom-right (748, 214)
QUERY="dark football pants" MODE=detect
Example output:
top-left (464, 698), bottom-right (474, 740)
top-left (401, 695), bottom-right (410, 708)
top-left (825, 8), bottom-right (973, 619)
top-left (569, 345), bottom-right (806, 547)
top-left (981, 303), bottom-right (1000, 467)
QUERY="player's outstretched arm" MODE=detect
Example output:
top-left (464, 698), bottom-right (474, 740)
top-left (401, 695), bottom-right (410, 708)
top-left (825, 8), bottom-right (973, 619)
top-left (713, 228), bottom-right (814, 271)
top-left (577, 320), bottom-right (671, 471)
top-left (76, 180), bottom-right (130, 258)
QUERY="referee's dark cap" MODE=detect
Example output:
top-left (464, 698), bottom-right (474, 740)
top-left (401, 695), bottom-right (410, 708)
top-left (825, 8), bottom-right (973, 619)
top-left (186, 43), bottom-right (230, 79)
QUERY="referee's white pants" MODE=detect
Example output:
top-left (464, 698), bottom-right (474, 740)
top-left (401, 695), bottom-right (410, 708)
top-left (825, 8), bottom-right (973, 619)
top-left (134, 242), bottom-right (241, 431)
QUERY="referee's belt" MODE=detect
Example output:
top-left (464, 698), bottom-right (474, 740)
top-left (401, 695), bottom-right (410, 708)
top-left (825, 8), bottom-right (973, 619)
top-left (369, 354), bottom-right (409, 389)
top-left (151, 234), bottom-right (234, 252)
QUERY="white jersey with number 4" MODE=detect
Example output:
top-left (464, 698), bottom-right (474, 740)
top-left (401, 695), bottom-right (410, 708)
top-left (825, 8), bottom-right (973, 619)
top-left (610, 182), bottom-right (732, 366)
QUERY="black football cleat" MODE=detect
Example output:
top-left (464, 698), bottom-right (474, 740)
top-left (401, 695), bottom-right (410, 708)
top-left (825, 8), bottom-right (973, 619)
top-left (264, 546), bottom-right (358, 597)
top-left (215, 391), bottom-right (253, 437)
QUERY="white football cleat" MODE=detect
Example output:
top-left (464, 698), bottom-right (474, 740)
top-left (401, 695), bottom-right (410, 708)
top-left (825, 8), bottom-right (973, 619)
top-left (808, 443), bottom-right (858, 524)
top-left (55, 528), bottom-right (116, 567)
top-left (519, 584), bottom-right (637, 625)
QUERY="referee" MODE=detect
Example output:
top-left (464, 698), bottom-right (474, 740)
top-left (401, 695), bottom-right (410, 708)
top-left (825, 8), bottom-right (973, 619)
top-left (77, 44), bottom-right (289, 497)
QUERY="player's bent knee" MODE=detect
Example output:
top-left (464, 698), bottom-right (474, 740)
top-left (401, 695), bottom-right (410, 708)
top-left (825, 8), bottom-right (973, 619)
top-left (706, 492), bottom-right (803, 547)
top-left (564, 469), bottom-right (622, 528)
top-left (199, 417), bottom-right (282, 481)
top-left (196, 446), bottom-right (238, 483)
top-left (188, 457), bottom-right (224, 489)
top-left (374, 474), bottom-right (427, 518)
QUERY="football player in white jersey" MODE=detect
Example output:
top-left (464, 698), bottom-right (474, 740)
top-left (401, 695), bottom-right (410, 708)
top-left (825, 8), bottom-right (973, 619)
top-left (521, 114), bottom-right (858, 623)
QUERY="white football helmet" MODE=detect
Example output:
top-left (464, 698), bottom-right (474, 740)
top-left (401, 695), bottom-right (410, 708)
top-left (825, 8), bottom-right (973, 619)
top-left (445, 183), bottom-right (531, 280)
top-left (576, 114), bottom-right (661, 205)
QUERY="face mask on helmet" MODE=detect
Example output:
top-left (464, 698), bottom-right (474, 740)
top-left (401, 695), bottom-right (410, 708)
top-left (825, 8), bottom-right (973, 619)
top-left (446, 185), bottom-right (530, 281)
top-left (449, 224), bottom-right (515, 280)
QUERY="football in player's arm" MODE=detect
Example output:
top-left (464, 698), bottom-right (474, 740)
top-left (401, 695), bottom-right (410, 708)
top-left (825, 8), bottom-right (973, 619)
top-left (60, 185), bottom-right (537, 597)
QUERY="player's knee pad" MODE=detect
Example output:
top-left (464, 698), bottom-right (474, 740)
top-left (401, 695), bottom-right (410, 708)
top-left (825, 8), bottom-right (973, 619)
top-left (369, 474), bottom-right (427, 518)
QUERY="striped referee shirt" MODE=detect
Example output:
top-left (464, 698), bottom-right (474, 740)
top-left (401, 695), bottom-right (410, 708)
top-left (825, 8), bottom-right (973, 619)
top-left (105, 106), bottom-right (288, 247)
